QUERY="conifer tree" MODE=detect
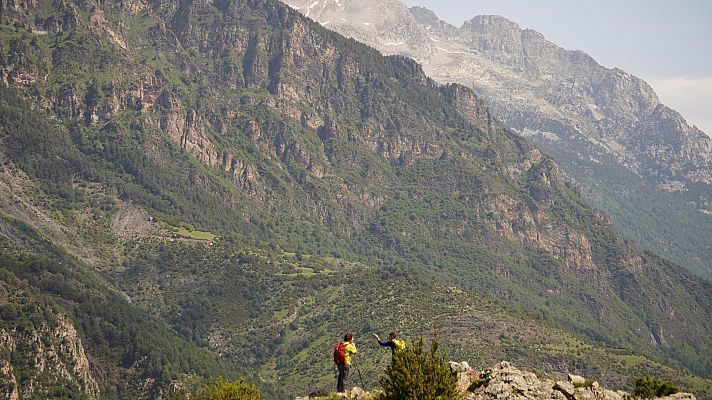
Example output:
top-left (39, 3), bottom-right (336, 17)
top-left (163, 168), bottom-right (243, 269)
top-left (378, 336), bottom-right (458, 400)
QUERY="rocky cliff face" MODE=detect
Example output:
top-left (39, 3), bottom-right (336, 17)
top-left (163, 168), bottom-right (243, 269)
top-left (283, 0), bottom-right (712, 280)
top-left (452, 14), bottom-right (712, 188)
top-left (0, 282), bottom-right (100, 400)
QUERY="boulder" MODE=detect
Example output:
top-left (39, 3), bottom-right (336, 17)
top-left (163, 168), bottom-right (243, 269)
top-left (349, 386), bottom-right (371, 399)
top-left (450, 361), bottom-right (480, 392)
top-left (468, 361), bottom-right (560, 400)
top-left (554, 381), bottom-right (576, 400)
top-left (604, 390), bottom-right (625, 400)
top-left (568, 374), bottom-right (586, 385)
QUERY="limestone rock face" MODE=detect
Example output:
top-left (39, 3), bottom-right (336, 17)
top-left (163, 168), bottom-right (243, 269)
top-left (0, 311), bottom-right (100, 399)
top-left (450, 361), bottom-right (481, 392)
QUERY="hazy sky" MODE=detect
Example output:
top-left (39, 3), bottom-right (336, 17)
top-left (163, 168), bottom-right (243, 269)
top-left (403, 0), bottom-right (712, 134)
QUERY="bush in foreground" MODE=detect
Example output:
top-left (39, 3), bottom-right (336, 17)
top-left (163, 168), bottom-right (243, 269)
top-left (193, 377), bottom-right (261, 400)
top-left (632, 376), bottom-right (679, 399)
top-left (378, 336), bottom-right (458, 400)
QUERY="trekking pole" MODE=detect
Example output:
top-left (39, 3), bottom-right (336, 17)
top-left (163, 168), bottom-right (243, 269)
top-left (354, 356), bottom-right (365, 388)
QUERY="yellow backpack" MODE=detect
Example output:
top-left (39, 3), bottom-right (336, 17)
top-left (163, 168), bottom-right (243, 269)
top-left (392, 338), bottom-right (406, 352)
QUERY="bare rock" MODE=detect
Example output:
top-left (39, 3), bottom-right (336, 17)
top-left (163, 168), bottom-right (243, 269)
top-left (450, 361), bottom-right (480, 392)
top-left (604, 390), bottom-right (625, 400)
top-left (554, 381), bottom-right (576, 400)
top-left (659, 393), bottom-right (696, 400)
top-left (469, 361), bottom-right (559, 400)
top-left (349, 386), bottom-right (371, 399)
top-left (0, 312), bottom-right (100, 399)
top-left (568, 374), bottom-right (586, 385)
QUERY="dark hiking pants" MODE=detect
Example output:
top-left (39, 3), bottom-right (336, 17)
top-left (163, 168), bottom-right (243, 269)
top-left (336, 363), bottom-right (350, 392)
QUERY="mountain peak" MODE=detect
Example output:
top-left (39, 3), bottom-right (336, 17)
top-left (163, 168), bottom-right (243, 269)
top-left (285, 0), bottom-right (408, 21)
top-left (408, 5), bottom-right (438, 21)
top-left (461, 14), bottom-right (522, 33)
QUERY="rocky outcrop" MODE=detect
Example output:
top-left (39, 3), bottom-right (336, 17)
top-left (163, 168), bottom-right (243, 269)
top-left (457, 361), bottom-right (695, 400)
top-left (450, 361), bottom-right (481, 392)
top-left (156, 89), bottom-right (220, 166)
top-left (295, 361), bottom-right (697, 400)
top-left (441, 83), bottom-right (495, 135)
top-left (460, 361), bottom-right (565, 400)
top-left (483, 193), bottom-right (595, 270)
top-left (0, 311), bottom-right (100, 399)
top-left (0, 0), bottom-right (37, 16)
top-left (88, 2), bottom-right (128, 51)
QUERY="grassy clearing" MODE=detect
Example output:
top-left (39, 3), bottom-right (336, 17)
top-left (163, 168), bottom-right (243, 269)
top-left (171, 226), bottom-right (217, 241)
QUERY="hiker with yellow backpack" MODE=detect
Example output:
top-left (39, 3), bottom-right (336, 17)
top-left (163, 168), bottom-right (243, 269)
top-left (372, 331), bottom-right (405, 356)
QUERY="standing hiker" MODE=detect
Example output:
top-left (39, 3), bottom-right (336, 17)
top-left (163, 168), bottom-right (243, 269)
top-left (334, 332), bottom-right (357, 392)
top-left (372, 331), bottom-right (405, 355)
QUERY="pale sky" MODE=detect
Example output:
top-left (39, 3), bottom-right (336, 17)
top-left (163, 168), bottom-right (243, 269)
top-left (403, 0), bottom-right (712, 135)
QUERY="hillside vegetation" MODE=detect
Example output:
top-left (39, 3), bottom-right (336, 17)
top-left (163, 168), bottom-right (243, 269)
top-left (0, 0), bottom-right (711, 398)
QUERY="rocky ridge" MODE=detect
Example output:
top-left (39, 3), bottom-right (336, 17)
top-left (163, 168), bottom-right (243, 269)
top-left (297, 362), bottom-right (697, 400)
top-left (283, 0), bottom-right (712, 279)
top-left (460, 361), bottom-right (694, 400)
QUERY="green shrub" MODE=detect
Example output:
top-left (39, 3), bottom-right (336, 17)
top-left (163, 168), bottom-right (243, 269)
top-left (632, 376), bottom-right (679, 399)
top-left (377, 336), bottom-right (459, 400)
top-left (194, 377), bottom-right (261, 400)
top-left (573, 379), bottom-right (595, 389)
top-left (467, 376), bottom-right (491, 391)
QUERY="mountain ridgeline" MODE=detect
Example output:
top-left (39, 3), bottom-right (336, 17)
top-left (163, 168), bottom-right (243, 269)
top-left (284, 0), bottom-right (712, 281)
top-left (0, 0), bottom-right (711, 398)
